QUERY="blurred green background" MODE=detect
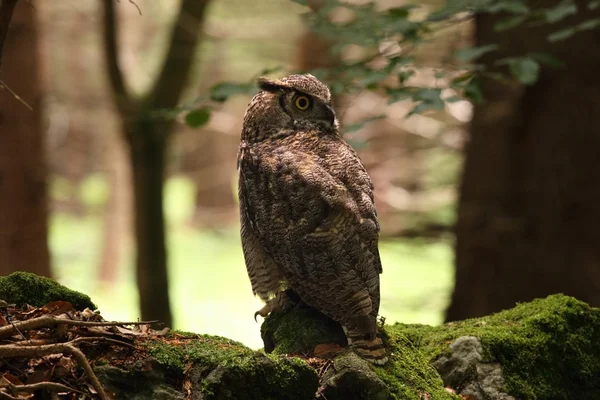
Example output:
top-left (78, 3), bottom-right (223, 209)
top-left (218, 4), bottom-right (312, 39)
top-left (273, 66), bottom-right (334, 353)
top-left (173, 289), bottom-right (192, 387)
top-left (50, 175), bottom-right (453, 348)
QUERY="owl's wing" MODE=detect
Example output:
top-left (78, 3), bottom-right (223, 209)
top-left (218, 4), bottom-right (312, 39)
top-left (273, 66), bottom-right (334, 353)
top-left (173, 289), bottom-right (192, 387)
top-left (246, 150), bottom-right (381, 333)
top-left (238, 172), bottom-right (286, 302)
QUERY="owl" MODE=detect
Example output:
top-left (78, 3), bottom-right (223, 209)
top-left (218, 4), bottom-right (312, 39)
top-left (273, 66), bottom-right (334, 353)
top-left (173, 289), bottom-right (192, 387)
top-left (237, 74), bottom-right (387, 365)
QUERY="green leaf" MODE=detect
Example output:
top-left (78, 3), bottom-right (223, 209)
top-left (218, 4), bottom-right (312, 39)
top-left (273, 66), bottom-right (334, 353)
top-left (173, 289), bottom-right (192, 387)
top-left (506, 58), bottom-right (540, 85)
top-left (445, 95), bottom-right (463, 103)
top-left (527, 53), bottom-right (564, 68)
top-left (487, 0), bottom-right (529, 14)
top-left (542, 0), bottom-right (578, 23)
top-left (590, 0), bottom-right (600, 10)
top-left (464, 78), bottom-right (484, 104)
top-left (495, 14), bottom-right (527, 31)
top-left (344, 115), bottom-right (386, 133)
top-left (547, 27), bottom-right (576, 42)
top-left (455, 45), bottom-right (499, 63)
top-left (408, 100), bottom-right (444, 116)
top-left (397, 69), bottom-right (416, 84)
top-left (451, 72), bottom-right (474, 85)
top-left (387, 87), bottom-right (415, 103)
top-left (185, 108), bottom-right (211, 128)
top-left (577, 18), bottom-right (600, 31)
top-left (258, 66), bottom-right (283, 76)
top-left (388, 5), bottom-right (418, 18)
top-left (210, 82), bottom-right (253, 102)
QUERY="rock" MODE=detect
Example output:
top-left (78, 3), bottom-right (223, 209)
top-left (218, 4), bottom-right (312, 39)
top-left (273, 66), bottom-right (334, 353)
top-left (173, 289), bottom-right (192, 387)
top-left (431, 336), bottom-right (514, 400)
top-left (319, 351), bottom-right (391, 400)
top-left (95, 364), bottom-right (185, 400)
top-left (389, 294), bottom-right (600, 399)
top-left (194, 353), bottom-right (318, 400)
top-left (0, 271), bottom-right (96, 310)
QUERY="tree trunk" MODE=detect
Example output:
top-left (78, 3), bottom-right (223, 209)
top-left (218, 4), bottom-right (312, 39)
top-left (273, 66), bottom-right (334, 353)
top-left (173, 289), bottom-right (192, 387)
top-left (103, 0), bottom-right (211, 326)
top-left (446, 2), bottom-right (600, 320)
top-left (127, 117), bottom-right (171, 325)
top-left (0, 1), bottom-right (50, 277)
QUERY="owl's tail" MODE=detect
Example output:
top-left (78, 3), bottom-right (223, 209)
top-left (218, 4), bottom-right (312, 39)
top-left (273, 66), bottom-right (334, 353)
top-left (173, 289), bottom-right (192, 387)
top-left (346, 329), bottom-right (388, 365)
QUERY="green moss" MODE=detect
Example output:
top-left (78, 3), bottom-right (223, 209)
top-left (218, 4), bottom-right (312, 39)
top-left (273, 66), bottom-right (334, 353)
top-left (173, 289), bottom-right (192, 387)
top-left (387, 294), bottom-right (600, 399)
top-left (147, 332), bottom-right (252, 374)
top-left (0, 271), bottom-right (96, 310)
top-left (147, 331), bottom-right (318, 399)
top-left (200, 353), bottom-right (318, 400)
top-left (375, 331), bottom-right (458, 400)
top-left (261, 304), bottom-right (347, 355)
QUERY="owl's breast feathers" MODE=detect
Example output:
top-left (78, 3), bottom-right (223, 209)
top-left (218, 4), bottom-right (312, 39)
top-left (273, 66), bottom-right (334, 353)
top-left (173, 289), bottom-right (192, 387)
top-left (238, 131), bottom-right (382, 280)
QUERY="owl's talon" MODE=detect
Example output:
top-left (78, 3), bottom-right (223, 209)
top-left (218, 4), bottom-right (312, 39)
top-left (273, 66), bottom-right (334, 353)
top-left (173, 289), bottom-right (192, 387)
top-left (254, 303), bottom-right (272, 322)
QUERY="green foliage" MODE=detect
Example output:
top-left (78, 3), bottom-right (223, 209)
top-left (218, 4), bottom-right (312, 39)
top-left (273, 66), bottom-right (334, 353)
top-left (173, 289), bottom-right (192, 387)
top-left (209, 82), bottom-right (255, 102)
top-left (172, 0), bottom-right (599, 124)
top-left (496, 56), bottom-right (540, 85)
top-left (184, 108), bottom-right (211, 128)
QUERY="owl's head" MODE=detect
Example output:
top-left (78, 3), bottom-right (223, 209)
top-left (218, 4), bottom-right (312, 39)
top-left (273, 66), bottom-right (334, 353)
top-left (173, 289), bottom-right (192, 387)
top-left (241, 74), bottom-right (338, 142)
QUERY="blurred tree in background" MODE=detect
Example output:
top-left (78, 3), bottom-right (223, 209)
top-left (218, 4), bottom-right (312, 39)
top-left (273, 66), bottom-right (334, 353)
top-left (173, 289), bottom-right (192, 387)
top-left (448, 0), bottom-right (600, 320)
top-left (0, 0), bottom-right (50, 277)
top-left (102, 0), bottom-right (212, 327)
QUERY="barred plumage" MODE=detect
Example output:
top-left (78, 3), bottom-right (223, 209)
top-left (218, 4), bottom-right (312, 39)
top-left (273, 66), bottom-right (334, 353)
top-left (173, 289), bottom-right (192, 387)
top-left (237, 74), bottom-right (387, 364)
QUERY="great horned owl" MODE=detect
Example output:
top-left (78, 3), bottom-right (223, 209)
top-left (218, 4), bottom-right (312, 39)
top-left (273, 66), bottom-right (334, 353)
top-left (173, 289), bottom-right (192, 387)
top-left (237, 74), bottom-right (387, 364)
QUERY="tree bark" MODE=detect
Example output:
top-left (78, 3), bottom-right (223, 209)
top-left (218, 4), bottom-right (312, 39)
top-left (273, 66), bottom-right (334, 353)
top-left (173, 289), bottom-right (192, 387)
top-left (0, 1), bottom-right (50, 277)
top-left (103, 0), bottom-right (211, 326)
top-left (446, 2), bottom-right (600, 320)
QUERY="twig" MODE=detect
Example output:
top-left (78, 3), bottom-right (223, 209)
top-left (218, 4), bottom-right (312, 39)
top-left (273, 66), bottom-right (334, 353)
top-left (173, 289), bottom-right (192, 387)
top-left (0, 79), bottom-right (32, 110)
top-left (72, 336), bottom-right (137, 350)
top-left (0, 0), bottom-right (18, 71)
top-left (7, 381), bottom-right (82, 395)
top-left (0, 314), bottom-right (157, 339)
top-left (0, 390), bottom-right (20, 399)
top-left (0, 343), bottom-right (108, 400)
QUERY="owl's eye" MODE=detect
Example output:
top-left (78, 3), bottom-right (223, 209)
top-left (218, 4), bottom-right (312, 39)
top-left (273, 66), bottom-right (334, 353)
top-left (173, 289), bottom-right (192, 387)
top-left (294, 95), bottom-right (311, 111)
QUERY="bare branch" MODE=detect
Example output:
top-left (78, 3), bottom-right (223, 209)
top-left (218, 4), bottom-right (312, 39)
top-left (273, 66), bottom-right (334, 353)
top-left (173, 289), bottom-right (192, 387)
top-left (0, 314), bottom-right (157, 339)
top-left (0, 0), bottom-right (18, 71)
top-left (0, 343), bottom-right (108, 400)
top-left (102, 0), bottom-right (132, 113)
top-left (6, 381), bottom-right (82, 395)
top-left (149, 0), bottom-right (212, 111)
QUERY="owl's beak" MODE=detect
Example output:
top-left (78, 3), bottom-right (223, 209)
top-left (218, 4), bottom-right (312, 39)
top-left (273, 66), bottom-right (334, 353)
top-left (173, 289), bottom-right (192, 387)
top-left (323, 104), bottom-right (336, 127)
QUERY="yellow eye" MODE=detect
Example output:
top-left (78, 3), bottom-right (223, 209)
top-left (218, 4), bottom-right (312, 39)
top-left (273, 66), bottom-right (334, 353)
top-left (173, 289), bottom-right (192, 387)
top-left (294, 95), bottom-right (311, 111)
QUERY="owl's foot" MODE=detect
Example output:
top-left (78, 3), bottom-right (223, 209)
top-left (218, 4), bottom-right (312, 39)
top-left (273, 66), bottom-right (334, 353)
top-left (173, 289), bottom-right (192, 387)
top-left (351, 337), bottom-right (388, 365)
top-left (344, 325), bottom-right (388, 365)
top-left (254, 290), bottom-right (296, 322)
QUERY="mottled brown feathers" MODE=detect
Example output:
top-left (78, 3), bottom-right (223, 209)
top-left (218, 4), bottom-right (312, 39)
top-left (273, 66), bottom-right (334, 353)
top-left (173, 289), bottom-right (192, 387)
top-left (238, 74), bottom-right (387, 364)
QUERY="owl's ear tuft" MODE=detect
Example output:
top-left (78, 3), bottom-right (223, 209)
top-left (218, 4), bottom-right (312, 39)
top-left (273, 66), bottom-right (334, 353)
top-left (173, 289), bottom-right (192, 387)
top-left (258, 77), bottom-right (286, 93)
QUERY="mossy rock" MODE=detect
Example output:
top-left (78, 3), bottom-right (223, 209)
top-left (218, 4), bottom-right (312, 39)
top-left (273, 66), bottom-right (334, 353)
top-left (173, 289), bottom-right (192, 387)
top-left (388, 294), bottom-right (600, 399)
top-left (261, 302), bottom-right (347, 355)
top-left (6, 274), bottom-right (600, 399)
top-left (262, 302), bottom-right (456, 399)
top-left (0, 271), bottom-right (96, 310)
top-left (145, 332), bottom-right (319, 400)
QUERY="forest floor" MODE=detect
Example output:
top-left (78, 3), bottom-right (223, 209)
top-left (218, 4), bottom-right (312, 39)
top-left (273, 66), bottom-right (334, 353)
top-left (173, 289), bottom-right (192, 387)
top-left (48, 176), bottom-right (454, 349)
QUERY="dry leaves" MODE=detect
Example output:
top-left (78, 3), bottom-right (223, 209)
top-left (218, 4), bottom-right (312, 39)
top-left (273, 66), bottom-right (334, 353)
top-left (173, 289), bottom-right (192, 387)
top-left (0, 300), bottom-right (161, 399)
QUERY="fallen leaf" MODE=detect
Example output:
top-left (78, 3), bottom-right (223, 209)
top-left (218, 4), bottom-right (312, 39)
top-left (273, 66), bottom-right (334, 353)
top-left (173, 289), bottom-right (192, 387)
top-left (42, 301), bottom-right (74, 316)
top-left (1, 372), bottom-right (24, 385)
top-left (314, 343), bottom-right (343, 358)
